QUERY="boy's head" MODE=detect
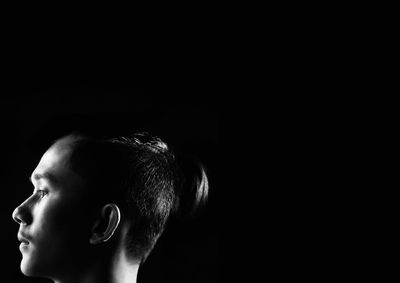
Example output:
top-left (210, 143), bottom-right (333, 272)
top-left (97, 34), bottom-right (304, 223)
top-left (12, 132), bottom-right (208, 280)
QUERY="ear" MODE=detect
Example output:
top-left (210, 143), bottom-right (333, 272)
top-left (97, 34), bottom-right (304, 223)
top-left (89, 203), bottom-right (121, 245)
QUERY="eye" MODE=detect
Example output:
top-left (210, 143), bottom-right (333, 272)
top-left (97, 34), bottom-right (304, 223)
top-left (34, 189), bottom-right (48, 198)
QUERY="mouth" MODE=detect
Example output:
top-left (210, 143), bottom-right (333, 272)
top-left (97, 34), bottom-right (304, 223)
top-left (17, 234), bottom-right (30, 245)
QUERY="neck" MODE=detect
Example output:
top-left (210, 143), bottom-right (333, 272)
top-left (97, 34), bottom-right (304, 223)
top-left (54, 243), bottom-right (140, 283)
top-left (111, 252), bottom-right (139, 283)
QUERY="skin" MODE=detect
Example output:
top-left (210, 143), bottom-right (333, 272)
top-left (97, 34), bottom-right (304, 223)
top-left (12, 138), bottom-right (140, 283)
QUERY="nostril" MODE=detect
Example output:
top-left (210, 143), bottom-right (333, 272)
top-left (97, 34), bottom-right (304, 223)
top-left (12, 201), bottom-right (32, 225)
top-left (12, 210), bottom-right (19, 224)
top-left (12, 207), bottom-right (24, 225)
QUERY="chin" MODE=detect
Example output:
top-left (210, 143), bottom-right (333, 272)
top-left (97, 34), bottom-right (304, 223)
top-left (20, 255), bottom-right (42, 277)
top-left (20, 261), bottom-right (33, 276)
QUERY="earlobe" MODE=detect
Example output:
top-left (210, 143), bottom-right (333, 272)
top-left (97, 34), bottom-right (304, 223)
top-left (90, 203), bottom-right (121, 245)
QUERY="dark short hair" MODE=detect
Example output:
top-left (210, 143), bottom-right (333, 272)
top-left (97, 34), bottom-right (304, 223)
top-left (58, 132), bottom-right (208, 263)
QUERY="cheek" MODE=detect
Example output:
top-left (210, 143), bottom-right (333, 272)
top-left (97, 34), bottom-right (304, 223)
top-left (24, 197), bottom-right (93, 274)
top-left (35, 196), bottom-right (92, 247)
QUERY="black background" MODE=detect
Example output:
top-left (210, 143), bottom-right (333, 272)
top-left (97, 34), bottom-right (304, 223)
top-left (0, 87), bottom-right (221, 283)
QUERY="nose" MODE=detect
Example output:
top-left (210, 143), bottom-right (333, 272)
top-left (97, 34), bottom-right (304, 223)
top-left (12, 203), bottom-right (31, 225)
top-left (12, 206), bottom-right (24, 225)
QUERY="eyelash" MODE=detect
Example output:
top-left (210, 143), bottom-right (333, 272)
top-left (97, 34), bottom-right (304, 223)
top-left (34, 190), bottom-right (48, 198)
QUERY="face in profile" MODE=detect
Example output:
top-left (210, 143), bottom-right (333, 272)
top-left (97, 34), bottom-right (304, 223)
top-left (12, 140), bottom-right (94, 279)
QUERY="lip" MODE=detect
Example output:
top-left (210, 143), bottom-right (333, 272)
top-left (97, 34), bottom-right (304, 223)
top-left (17, 233), bottom-right (31, 245)
top-left (19, 242), bottom-right (29, 251)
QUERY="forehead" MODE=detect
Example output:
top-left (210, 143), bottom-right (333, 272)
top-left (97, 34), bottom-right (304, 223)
top-left (31, 141), bottom-right (84, 191)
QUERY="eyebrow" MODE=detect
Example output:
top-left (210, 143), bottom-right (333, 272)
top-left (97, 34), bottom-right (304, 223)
top-left (29, 172), bottom-right (56, 184)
